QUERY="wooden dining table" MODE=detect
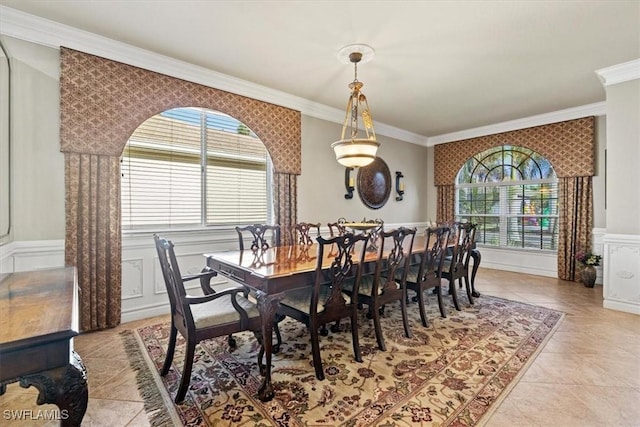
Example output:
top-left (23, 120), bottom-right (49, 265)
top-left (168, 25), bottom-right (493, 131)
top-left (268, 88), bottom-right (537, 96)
top-left (204, 235), bottom-right (480, 401)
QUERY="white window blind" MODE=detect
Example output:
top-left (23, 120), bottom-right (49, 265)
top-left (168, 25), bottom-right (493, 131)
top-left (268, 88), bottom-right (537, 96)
top-left (121, 108), bottom-right (269, 230)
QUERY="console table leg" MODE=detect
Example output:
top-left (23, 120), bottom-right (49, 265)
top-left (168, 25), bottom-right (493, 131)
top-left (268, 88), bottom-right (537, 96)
top-left (19, 351), bottom-right (88, 427)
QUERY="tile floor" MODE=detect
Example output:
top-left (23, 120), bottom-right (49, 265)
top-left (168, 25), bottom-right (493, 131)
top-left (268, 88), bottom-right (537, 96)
top-left (1, 268), bottom-right (638, 426)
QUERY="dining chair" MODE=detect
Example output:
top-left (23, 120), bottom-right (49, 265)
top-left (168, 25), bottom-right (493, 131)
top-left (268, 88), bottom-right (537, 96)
top-left (276, 232), bottom-right (369, 380)
top-left (345, 227), bottom-right (417, 351)
top-left (292, 222), bottom-right (321, 245)
top-left (235, 223), bottom-right (284, 351)
top-left (327, 217), bottom-right (348, 237)
top-left (404, 226), bottom-right (451, 327)
top-left (366, 218), bottom-right (384, 251)
top-left (236, 224), bottom-right (281, 251)
top-left (439, 222), bottom-right (477, 310)
top-left (153, 234), bottom-right (265, 403)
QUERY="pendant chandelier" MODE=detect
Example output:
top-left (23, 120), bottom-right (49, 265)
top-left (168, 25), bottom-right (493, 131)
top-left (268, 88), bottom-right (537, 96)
top-left (331, 44), bottom-right (379, 168)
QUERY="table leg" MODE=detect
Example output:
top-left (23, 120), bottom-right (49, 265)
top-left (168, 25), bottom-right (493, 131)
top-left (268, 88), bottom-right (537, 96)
top-left (18, 351), bottom-right (88, 427)
top-left (254, 290), bottom-right (282, 402)
top-left (470, 248), bottom-right (481, 298)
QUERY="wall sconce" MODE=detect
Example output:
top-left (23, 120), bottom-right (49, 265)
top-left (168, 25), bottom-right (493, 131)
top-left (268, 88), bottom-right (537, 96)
top-left (395, 171), bottom-right (405, 201)
top-left (344, 167), bottom-right (355, 199)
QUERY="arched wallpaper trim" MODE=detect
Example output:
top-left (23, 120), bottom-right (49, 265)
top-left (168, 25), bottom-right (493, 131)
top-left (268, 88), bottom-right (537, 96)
top-left (59, 47), bottom-right (301, 175)
top-left (434, 117), bottom-right (594, 185)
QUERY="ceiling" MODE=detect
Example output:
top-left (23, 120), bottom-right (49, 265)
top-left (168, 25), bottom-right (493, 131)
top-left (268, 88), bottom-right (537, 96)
top-left (1, 1), bottom-right (638, 141)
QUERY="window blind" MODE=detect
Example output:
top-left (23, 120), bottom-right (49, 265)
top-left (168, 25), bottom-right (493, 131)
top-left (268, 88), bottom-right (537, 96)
top-left (121, 108), bottom-right (268, 229)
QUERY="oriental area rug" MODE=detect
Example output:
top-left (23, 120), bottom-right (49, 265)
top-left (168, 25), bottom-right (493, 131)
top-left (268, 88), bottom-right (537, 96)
top-left (121, 295), bottom-right (563, 427)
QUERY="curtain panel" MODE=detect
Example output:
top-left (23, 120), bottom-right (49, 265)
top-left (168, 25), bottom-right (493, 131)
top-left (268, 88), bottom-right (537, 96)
top-left (273, 173), bottom-right (298, 246)
top-left (60, 48), bottom-right (301, 331)
top-left (65, 153), bottom-right (121, 330)
top-left (558, 176), bottom-right (593, 281)
top-left (437, 185), bottom-right (455, 224)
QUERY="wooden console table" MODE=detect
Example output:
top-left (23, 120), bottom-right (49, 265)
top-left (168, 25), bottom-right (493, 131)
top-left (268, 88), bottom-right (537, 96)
top-left (0, 267), bottom-right (88, 426)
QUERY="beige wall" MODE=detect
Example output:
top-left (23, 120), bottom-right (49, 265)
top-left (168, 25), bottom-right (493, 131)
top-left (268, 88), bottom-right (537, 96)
top-left (3, 36), bottom-right (64, 241)
top-left (298, 115), bottom-right (429, 225)
top-left (605, 79), bottom-right (640, 235)
top-left (593, 115), bottom-right (607, 229)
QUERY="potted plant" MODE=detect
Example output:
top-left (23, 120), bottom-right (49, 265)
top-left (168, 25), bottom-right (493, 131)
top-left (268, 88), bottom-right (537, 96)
top-left (576, 250), bottom-right (602, 288)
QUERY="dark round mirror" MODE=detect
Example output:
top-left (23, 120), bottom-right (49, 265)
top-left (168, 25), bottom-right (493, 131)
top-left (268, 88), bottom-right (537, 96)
top-left (357, 157), bottom-right (391, 209)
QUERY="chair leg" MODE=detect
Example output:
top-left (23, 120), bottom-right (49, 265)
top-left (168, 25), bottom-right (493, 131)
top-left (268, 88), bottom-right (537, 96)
top-left (401, 290), bottom-right (412, 339)
top-left (436, 286), bottom-right (447, 318)
top-left (350, 311), bottom-right (362, 363)
top-left (161, 323), bottom-right (178, 376)
top-left (417, 289), bottom-right (429, 327)
top-left (463, 275), bottom-right (474, 305)
top-left (310, 326), bottom-right (324, 380)
top-left (175, 336), bottom-right (196, 403)
top-left (320, 324), bottom-right (329, 336)
top-left (371, 302), bottom-right (386, 351)
top-left (450, 280), bottom-right (461, 311)
top-left (330, 320), bottom-right (341, 333)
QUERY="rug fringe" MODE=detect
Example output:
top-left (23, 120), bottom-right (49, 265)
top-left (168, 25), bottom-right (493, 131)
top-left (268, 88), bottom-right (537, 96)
top-left (120, 330), bottom-right (178, 427)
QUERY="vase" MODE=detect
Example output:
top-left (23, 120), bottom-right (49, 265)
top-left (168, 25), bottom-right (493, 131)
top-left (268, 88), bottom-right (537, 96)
top-left (581, 265), bottom-right (597, 288)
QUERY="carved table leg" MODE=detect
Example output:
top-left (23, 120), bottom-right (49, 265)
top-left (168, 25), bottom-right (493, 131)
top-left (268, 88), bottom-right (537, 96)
top-left (470, 248), bottom-right (481, 298)
top-left (254, 291), bottom-right (282, 402)
top-left (19, 351), bottom-right (88, 427)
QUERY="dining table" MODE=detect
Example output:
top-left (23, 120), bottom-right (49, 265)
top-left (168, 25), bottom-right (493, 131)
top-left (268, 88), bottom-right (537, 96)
top-left (204, 234), bottom-right (480, 401)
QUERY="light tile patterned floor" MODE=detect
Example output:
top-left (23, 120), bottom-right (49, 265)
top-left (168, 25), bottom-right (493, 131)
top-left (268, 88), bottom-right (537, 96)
top-left (1, 268), bottom-right (638, 426)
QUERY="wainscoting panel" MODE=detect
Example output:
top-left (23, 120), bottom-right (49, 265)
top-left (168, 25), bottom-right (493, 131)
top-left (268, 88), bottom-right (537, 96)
top-left (603, 233), bottom-right (640, 315)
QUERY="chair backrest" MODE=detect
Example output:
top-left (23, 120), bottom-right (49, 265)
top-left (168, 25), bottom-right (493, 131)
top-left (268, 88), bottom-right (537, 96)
top-left (456, 222), bottom-right (477, 265)
top-left (292, 222), bottom-right (321, 245)
top-left (153, 234), bottom-right (189, 322)
top-left (327, 217), bottom-right (348, 237)
top-left (236, 224), bottom-right (281, 251)
top-left (373, 227), bottom-right (417, 294)
top-left (312, 232), bottom-right (369, 317)
top-left (448, 222), bottom-right (477, 273)
top-left (417, 226), bottom-right (451, 284)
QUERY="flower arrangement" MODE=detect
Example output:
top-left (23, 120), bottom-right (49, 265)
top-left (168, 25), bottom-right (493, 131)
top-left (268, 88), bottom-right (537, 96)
top-left (576, 251), bottom-right (602, 267)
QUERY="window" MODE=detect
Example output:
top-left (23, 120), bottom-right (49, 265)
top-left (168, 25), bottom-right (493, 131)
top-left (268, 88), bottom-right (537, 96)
top-left (121, 107), bottom-right (270, 229)
top-left (456, 145), bottom-right (558, 250)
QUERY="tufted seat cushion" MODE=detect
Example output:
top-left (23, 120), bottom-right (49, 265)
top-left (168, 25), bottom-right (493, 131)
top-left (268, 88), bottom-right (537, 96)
top-left (280, 285), bottom-right (351, 314)
top-left (191, 293), bottom-right (260, 329)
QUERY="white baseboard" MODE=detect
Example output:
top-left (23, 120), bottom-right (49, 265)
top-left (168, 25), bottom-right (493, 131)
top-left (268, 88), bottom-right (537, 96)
top-left (121, 300), bottom-right (170, 323)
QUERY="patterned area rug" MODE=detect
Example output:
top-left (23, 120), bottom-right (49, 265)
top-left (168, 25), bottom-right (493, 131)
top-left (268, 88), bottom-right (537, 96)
top-left (121, 295), bottom-right (563, 426)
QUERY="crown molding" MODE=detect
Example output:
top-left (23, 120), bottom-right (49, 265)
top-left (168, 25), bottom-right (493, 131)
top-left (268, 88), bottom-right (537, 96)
top-left (0, 6), bottom-right (427, 146)
top-left (595, 59), bottom-right (640, 86)
top-left (426, 102), bottom-right (606, 146)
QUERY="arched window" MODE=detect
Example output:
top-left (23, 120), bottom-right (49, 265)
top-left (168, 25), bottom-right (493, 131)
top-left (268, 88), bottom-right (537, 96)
top-left (121, 107), bottom-right (270, 229)
top-left (456, 145), bottom-right (558, 250)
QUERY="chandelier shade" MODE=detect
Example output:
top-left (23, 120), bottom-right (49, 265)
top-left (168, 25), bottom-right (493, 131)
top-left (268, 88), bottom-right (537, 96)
top-left (332, 45), bottom-right (379, 168)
